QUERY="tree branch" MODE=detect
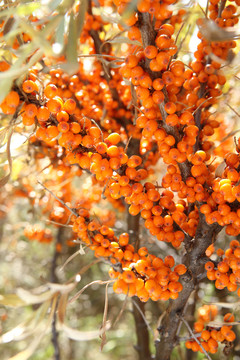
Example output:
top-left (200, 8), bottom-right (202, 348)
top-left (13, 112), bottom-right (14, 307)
top-left (155, 215), bottom-right (222, 360)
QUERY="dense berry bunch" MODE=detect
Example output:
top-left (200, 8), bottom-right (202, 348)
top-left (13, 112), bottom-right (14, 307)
top-left (1, 0), bottom-right (240, 358)
top-left (186, 306), bottom-right (236, 354)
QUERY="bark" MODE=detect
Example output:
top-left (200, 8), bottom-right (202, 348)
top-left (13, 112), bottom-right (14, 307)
top-left (155, 215), bottom-right (222, 360)
top-left (132, 296), bottom-right (152, 360)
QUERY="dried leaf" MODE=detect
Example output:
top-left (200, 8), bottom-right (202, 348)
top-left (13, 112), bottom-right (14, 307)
top-left (57, 294), bottom-right (68, 323)
top-left (208, 320), bottom-right (240, 328)
top-left (16, 288), bottom-right (53, 305)
top-left (0, 301), bottom-right (50, 343)
top-left (197, 18), bottom-right (240, 42)
top-left (60, 323), bottom-right (102, 341)
top-left (0, 127), bottom-right (9, 148)
top-left (0, 294), bottom-right (25, 308)
top-left (7, 296), bottom-right (57, 360)
top-left (204, 301), bottom-right (240, 309)
top-left (0, 126), bottom-right (13, 188)
top-left (47, 282), bottom-right (76, 294)
top-left (69, 280), bottom-right (114, 304)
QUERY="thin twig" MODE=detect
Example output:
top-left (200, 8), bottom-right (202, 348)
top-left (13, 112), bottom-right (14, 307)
top-left (179, 315), bottom-right (213, 360)
top-left (37, 180), bottom-right (78, 216)
top-left (132, 299), bottom-right (154, 336)
top-left (112, 293), bottom-right (129, 328)
top-left (68, 279), bottom-right (115, 304)
top-left (226, 103), bottom-right (240, 118)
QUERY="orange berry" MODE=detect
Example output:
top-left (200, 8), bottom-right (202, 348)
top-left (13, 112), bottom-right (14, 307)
top-left (47, 97), bottom-right (63, 113)
top-left (22, 80), bottom-right (38, 93)
top-left (44, 84), bottom-right (58, 98)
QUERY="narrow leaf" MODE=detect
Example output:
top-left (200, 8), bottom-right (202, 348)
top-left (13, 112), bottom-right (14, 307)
top-left (16, 288), bottom-right (53, 305)
top-left (0, 294), bottom-right (25, 307)
top-left (76, 0), bottom-right (87, 37)
top-left (0, 126), bottom-right (13, 188)
top-left (57, 294), bottom-right (68, 323)
top-left (64, 11), bottom-right (79, 74)
top-left (61, 323), bottom-right (109, 341)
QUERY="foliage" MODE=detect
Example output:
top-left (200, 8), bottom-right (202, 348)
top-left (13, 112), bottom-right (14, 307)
top-left (1, 0), bottom-right (240, 359)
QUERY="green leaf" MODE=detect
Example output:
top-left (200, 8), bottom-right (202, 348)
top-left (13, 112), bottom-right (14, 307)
top-left (16, 2), bottom-right (41, 16)
top-left (0, 2), bottom-right (41, 19)
top-left (62, 11), bottom-right (79, 75)
top-left (48, 0), bottom-right (63, 11)
top-left (0, 47), bottom-right (43, 82)
top-left (76, 0), bottom-right (87, 37)
top-left (121, 0), bottom-right (138, 20)
top-left (54, 15), bottom-right (66, 54)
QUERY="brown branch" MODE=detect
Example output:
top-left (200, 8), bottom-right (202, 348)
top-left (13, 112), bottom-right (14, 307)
top-left (137, 12), bottom-right (191, 182)
top-left (132, 296), bottom-right (152, 360)
top-left (128, 210), bottom-right (151, 360)
top-left (88, 0), bottom-right (130, 131)
top-left (155, 215), bottom-right (222, 360)
top-left (218, 0), bottom-right (226, 17)
top-left (126, 128), bottom-right (151, 359)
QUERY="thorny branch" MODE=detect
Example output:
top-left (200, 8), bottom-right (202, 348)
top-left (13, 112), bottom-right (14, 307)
top-left (137, 9), bottom-right (225, 360)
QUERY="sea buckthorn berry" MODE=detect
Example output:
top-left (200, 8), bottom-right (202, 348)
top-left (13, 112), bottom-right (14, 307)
top-left (25, 104), bottom-right (38, 118)
top-left (37, 106), bottom-right (50, 121)
top-left (63, 99), bottom-right (76, 114)
top-left (95, 142), bottom-right (107, 154)
top-left (125, 55), bottom-right (139, 68)
top-left (22, 115), bottom-right (35, 126)
top-left (194, 321), bottom-right (204, 332)
top-left (144, 45), bottom-right (158, 59)
top-left (106, 133), bottom-right (121, 145)
top-left (57, 121), bottom-right (69, 133)
top-left (127, 155), bottom-right (142, 168)
top-left (152, 78), bottom-right (164, 91)
top-left (47, 97), bottom-right (63, 113)
top-left (46, 125), bottom-right (59, 139)
top-left (174, 264), bottom-right (187, 275)
top-left (70, 122), bottom-right (81, 134)
top-left (166, 114), bottom-right (179, 127)
top-left (156, 34), bottom-right (171, 49)
top-left (165, 102), bottom-right (177, 114)
top-left (44, 84), bottom-right (58, 98)
top-left (89, 126), bottom-right (101, 139)
top-left (56, 110), bottom-right (69, 122)
top-left (152, 90), bottom-right (164, 104)
top-left (139, 74), bottom-right (152, 88)
top-left (156, 52), bottom-right (170, 68)
top-left (22, 80), bottom-right (38, 93)
top-left (119, 233), bottom-right (129, 246)
top-left (164, 255), bottom-right (175, 268)
top-left (5, 91), bottom-right (20, 108)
